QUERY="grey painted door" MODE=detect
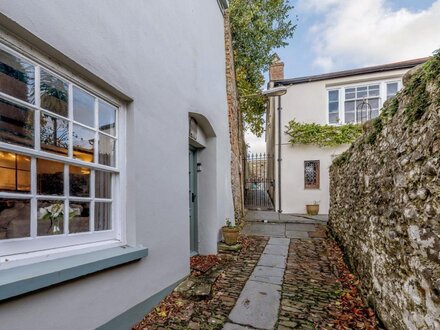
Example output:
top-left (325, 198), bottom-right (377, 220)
top-left (189, 147), bottom-right (198, 255)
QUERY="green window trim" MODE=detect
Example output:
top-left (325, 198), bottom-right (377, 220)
top-left (0, 245), bottom-right (148, 301)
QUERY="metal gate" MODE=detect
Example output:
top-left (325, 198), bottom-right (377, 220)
top-left (244, 153), bottom-right (274, 210)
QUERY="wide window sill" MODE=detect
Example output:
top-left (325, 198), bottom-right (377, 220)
top-left (0, 244), bottom-right (148, 301)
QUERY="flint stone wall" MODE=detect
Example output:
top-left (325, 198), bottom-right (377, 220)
top-left (329, 58), bottom-right (440, 329)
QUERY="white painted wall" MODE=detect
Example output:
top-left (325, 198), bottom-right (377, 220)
top-left (0, 1), bottom-right (234, 329)
top-left (268, 68), bottom-right (411, 214)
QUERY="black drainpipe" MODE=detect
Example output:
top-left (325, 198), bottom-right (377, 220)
top-left (277, 95), bottom-right (282, 214)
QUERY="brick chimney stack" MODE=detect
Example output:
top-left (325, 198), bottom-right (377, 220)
top-left (269, 54), bottom-right (284, 81)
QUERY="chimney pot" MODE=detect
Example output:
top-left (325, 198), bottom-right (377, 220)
top-left (269, 55), bottom-right (284, 81)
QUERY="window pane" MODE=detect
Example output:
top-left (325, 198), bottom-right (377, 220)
top-left (95, 170), bottom-right (111, 198)
top-left (37, 159), bottom-right (64, 195)
top-left (73, 86), bottom-right (95, 127)
top-left (345, 112), bottom-right (355, 123)
top-left (371, 110), bottom-right (380, 119)
top-left (0, 151), bottom-right (30, 193)
top-left (0, 198), bottom-right (30, 239)
top-left (69, 201), bottom-right (90, 233)
top-left (369, 98), bottom-right (379, 110)
top-left (37, 200), bottom-right (64, 236)
top-left (329, 101), bottom-right (338, 112)
top-left (357, 86), bottom-right (367, 98)
top-left (95, 202), bottom-right (111, 231)
top-left (73, 124), bottom-right (95, 162)
top-left (329, 113), bottom-right (339, 124)
top-left (98, 101), bottom-right (116, 136)
top-left (40, 69), bottom-right (68, 117)
top-left (40, 113), bottom-right (69, 156)
top-left (304, 161), bottom-right (319, 189)
top-left (328, 90), bottom-right (338, 102)
top-left (345, 100), bottom-right (355, 112)
top-left (0, 98), bottom-right (34, 147)
top-left (70, 166), bottom-right (90, 197)
top-left (98, 133), bottom-right (115, 167)
top-left (0, 49), bottom-right (35, 103)
top-left (387, 82), bottom-right (398, 99)
top-left (345, 88), bottom-right (355, 99)
top-left (368, 87), bottom-right (380, 97)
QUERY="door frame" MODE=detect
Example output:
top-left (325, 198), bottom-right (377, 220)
top-left (189, 146), bottom-right (198, 255)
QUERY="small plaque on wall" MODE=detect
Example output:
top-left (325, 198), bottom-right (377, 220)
top-left (189, 117), bottom-right (198, 140)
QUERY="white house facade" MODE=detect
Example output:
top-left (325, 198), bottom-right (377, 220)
top-left (0, 1), bottom-right (234, 329)
top-left (266, 58), bottom-right (427, 214)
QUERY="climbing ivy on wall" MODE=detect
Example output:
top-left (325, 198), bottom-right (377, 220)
top-left (285, 120), bottom-right (363, 147)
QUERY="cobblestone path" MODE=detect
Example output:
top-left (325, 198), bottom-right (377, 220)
top-left (278, 237), bottom-right (341, 329)
top-left (134, 236), bottom-right (268, 329)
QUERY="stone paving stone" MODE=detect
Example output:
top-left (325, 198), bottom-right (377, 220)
top-left (222, 323), bottom-right (253, 330)
top-left (276, 236), bottom-right (341, 330)
top-left (263, 244), bottom-right (289, 256)
top-left (228, 280), bottom-right (281, 330)
top-left (285, 230), bottom-right (309, 239)
top-left (249, 265), bottom-right (284, 285)
top-left (257, 253), bottom-right (286, 268)
top-left (285, 223), bottom-right (317, 232)
top-left (268, 237), bottom-right (290, 246)
top-left (242, 223), bottom-right (285, 237)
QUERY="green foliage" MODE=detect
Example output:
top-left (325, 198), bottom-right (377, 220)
top-left (403, 49), bottom-right (440, 124)
top-left (285, 120), bottom-right (363, 147)
top-left (229, 0), bottom-right (295, 136)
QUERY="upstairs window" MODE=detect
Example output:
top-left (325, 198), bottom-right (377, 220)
top-left (344, 84), bottom-right (380, 123)
top-left (328, 90), bottom-right (339, 124)
top-left (0, 43), bottom-right (121, 257)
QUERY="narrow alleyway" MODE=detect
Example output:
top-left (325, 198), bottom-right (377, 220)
top-left (135, 211), bottom-right (380, 330)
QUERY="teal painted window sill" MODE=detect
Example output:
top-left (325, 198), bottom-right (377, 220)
top-left (0, 245), bottom-right (148, 301)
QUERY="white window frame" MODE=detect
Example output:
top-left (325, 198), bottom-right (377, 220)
top-left (326, 78), bottom-right (403, 125)
top-left (0, 37), bottom-right (126, 258)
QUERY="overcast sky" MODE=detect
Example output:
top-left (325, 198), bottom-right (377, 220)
top-left (246, 0), bottom-right (440, 154)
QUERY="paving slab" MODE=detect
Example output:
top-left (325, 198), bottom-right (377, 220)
top-left (286, 230), bottom-right (309, 239)
top-left (285, 223), bottom-right (317, 232)
top-left (222, 323), bottom-right (254, 330)
top-left (257, 254), bottom-right (286, 268)
top-left (242, 223), bottom-right (285, 237)
top-left (263, 244), bottom-right (289, 256)
top-left (228, 280), bottom-right (281, 330)
top-left (249, 266), bottom-right (284, 285)
top-left (245, 210), bottom-right (327, 223)
top-left (268, 237), bottom-right (290, 246)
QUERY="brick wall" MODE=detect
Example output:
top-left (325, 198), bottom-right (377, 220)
top-left (224, 10), bottom-right (245, 220)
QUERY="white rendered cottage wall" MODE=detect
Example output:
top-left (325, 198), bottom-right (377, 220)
top-left (273, 69), bottom-right (410, 214)
top-left (0, 1), bottom-right (234, 329)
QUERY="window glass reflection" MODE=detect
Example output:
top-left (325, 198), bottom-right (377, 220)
top-left (0, 49), bottom-right (35, 103)
top-left (73, 86), bottom-right (95, 127)
top-left (40, 69), bottom-right (68, 117)
top-left (69, 201), bottom-right (90, 234)
top-left (95, 202), bottom-right (111, 231)
top-left (73, 124), bottom-right (95, 162)
top-left (98, 133), bottom-right (115, 167)
top-left (37, 159), bottom-right (64, 195)
top-left (98, 101), bottom-right (116, 136)
top-left (0, 98), bottom-right (34, 148)
top-left (0, 198), bottom-right (30, 239)
top-left (40, 113), bottom-right (69, 156)
top-left (0, 151), bottom-right (30, 193)
top-left (69, 166), bottom-right (90, 197)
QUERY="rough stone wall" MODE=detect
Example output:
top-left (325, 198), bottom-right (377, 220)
top-left (224, 10), bottom-right (245, 220)
top-left (329, 55), bottom-right (440, 329)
